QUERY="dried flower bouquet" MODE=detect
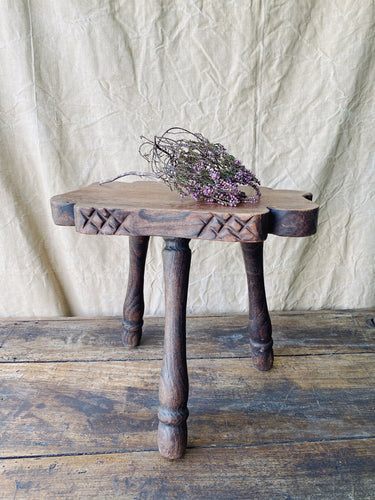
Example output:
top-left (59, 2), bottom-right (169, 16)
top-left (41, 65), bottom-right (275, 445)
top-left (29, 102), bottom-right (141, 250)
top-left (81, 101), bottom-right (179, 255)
top-left (101, 128), bottom-right (261, 207)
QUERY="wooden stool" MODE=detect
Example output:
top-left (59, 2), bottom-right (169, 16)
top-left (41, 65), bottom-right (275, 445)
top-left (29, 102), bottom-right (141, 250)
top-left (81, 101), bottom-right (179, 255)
top-left (51, 182), bottom-right (318, 459)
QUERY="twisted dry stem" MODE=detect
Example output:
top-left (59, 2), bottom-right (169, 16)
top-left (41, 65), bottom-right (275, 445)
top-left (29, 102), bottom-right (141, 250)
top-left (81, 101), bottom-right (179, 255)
top-left (100, 171), bottom-right (160, 185)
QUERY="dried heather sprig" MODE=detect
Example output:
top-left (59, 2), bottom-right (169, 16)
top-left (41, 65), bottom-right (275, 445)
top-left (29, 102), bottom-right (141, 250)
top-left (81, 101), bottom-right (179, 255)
top-left (101, 128), bottom-right (261, 206)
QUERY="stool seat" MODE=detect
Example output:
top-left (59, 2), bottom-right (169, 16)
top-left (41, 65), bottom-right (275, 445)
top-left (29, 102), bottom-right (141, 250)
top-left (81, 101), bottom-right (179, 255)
top-left (51, 181), bottom-right (318, 241)
top-left (51, 181), bottom-right (318, 459)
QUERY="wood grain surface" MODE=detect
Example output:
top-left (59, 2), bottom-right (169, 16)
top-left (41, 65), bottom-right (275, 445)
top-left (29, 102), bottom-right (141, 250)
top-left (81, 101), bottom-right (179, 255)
top-left (1, 440), bottom-right (374, 499)
top-left (1, 310), bottom-right (374, 498)
top-left (122, 236), bottom-right (150, 347)
top-left (50, 182), bottom-right (318, 241)
top-left (49, 182), bottom-right (319, 460)
top-left (158, 238), bottom-right (191, 458)
top-left (1, 311), bottom-right (372, 363)
top-left (241, 242), bottom-right (273, 370)
top-left (1, 353), bottom-right (374, 458)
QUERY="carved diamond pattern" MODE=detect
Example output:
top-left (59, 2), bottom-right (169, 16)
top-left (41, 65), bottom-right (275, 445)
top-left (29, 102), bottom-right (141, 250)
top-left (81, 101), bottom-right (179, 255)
top-left (79, 208), bottom-right (131, 235)
top-left (198, 214), bottom-right (258, 241)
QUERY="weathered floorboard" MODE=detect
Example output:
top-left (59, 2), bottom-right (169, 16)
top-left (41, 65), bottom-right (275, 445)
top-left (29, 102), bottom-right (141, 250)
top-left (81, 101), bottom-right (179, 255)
top-left (0, 310), bottom-right (374, 499)
top-left (1, 439), bottom-right (374, 499)
top-left (0, 354), bottom-right (374, 457)
top-left (0, 310), bottom-right (374, 363)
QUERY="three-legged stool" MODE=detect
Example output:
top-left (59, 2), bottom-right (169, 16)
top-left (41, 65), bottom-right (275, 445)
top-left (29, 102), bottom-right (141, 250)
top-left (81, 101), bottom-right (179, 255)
top-left (51, 181), bottom-right (318, 459)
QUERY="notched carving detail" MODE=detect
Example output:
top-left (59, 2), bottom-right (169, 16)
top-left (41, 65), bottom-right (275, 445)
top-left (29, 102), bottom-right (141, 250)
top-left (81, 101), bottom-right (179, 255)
top-left (198, 213), bottom-right (261, 241)
top-left (78, 208), bottom-right (131, 235)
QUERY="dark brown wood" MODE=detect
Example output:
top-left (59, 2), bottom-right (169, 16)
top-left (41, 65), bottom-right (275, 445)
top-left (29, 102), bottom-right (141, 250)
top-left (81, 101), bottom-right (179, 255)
top-left (50, 182), bottom-right (319, 241)
top-left (158, 238), bottom-right (191, 459)
top-left (50, 181), bottom-right (319, 459)
top-left (241, 242), bottom-right (273, 370)
top-left (122, 235), bottom-right (149, 347)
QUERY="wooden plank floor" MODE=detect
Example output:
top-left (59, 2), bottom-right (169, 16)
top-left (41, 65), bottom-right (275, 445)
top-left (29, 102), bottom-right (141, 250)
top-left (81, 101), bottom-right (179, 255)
top-left (0, 310), bottom-right (374, 499)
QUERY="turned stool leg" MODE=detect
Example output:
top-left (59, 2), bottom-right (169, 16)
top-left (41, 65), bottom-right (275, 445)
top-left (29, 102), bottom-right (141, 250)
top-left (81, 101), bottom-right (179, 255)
top-left (122, 235), bottom-right (150, 347)
top-left (158, 238), bottom-right (191, 459)
top-left (241, 242), bottom-right (273, 371)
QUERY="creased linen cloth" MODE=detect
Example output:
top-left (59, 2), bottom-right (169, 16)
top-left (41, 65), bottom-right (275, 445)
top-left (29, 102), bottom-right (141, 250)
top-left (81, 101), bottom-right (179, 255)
top-left (0, 1), bottom-right (374, 316)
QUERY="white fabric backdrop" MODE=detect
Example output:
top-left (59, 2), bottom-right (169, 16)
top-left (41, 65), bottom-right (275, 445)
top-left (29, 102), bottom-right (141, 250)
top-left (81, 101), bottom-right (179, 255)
top-left (1, 0), bottom-right (374, 317)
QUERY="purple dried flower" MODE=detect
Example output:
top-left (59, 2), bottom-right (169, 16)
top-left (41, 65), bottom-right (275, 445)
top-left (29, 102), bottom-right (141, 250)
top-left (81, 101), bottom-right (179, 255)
top-left (102, 128), bottom-right (261, 206)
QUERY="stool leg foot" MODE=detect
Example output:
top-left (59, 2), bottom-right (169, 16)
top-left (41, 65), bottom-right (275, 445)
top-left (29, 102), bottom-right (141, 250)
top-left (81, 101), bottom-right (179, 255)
top-left (122, 236), bottom-right (149, 347)
top-left (158, 238), bottom-right (191, 459)
top-left (158, 418), bottom-right (188, 460)
top-left (241, 242), bottom-right (274, 371)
